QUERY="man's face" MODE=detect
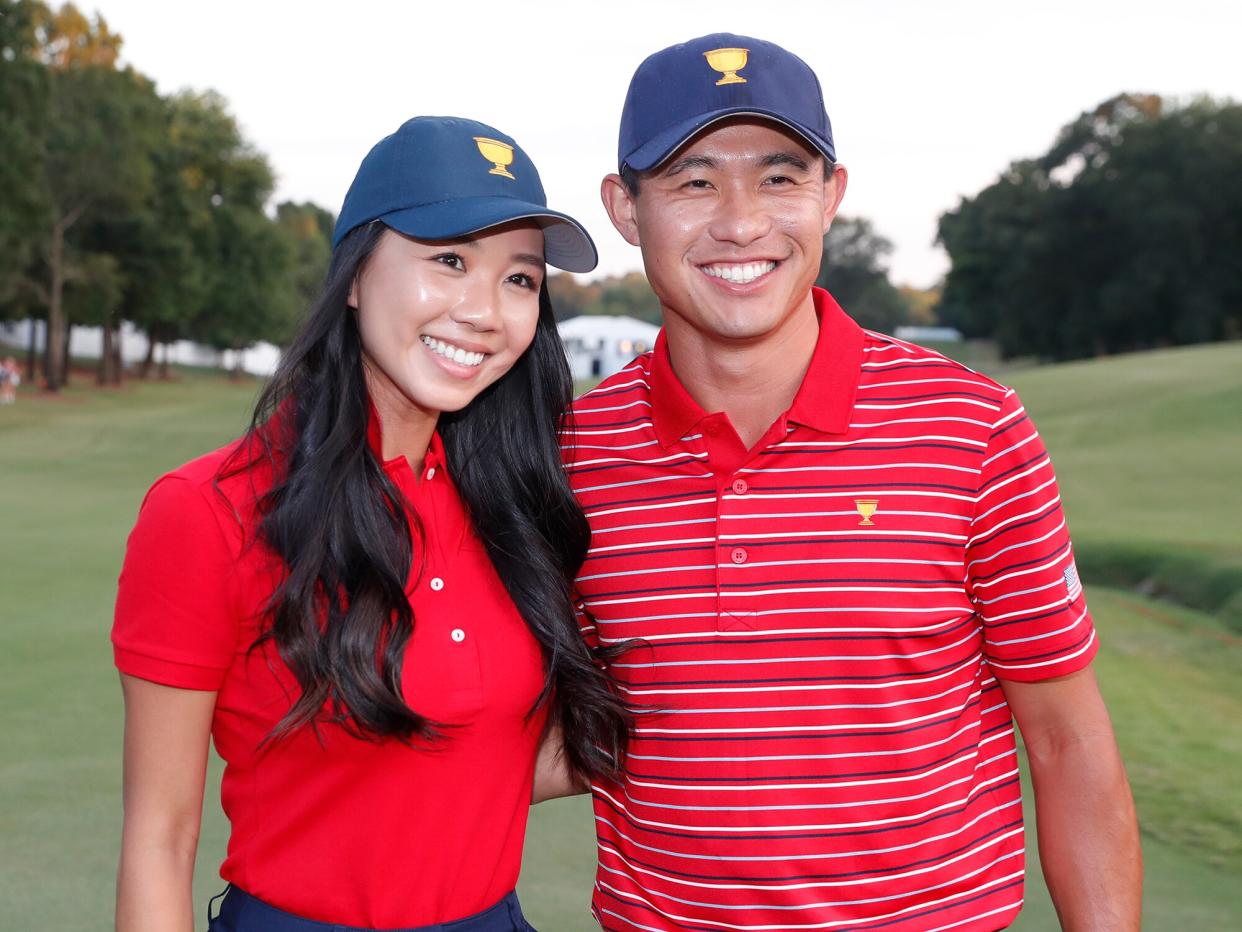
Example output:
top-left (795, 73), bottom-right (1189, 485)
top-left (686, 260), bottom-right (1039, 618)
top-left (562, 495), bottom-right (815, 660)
top-left (603, 118), bottom-right (846, 348)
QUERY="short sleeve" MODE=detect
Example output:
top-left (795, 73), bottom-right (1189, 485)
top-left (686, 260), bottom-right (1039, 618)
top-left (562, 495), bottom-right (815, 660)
top-left (112, 474), bottom-right (241, 690)
top-left (965, 389), bottom-right (1098, 682)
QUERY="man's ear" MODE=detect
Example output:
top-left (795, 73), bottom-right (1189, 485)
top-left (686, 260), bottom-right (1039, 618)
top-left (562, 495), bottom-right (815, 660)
top-left (822, 162), bottom-right (849, 234)
top-left (601, 173), bottom-right (642, 247)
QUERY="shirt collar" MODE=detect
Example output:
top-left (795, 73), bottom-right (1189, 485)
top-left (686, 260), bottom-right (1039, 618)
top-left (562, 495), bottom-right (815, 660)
top-left (366, 397), bottom-right (445, 474)
top-left (650, 287), bottom-right (864, 447)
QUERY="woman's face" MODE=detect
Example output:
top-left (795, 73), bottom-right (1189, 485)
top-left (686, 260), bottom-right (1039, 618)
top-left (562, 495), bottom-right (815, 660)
top-left (350, 223), bottom-right (546, 440)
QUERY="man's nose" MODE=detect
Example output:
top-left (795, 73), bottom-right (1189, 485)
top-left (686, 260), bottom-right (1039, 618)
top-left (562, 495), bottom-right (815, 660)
top-left (709, 186), bottom-right (772, 246)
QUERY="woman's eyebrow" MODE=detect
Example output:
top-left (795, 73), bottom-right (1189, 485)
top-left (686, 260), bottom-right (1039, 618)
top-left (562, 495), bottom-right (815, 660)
top-left (512, 253), bottom-right (546, 268)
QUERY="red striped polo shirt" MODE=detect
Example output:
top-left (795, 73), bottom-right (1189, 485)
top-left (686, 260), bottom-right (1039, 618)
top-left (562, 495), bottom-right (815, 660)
top-left (565, 288), bottom-right (1097, 931)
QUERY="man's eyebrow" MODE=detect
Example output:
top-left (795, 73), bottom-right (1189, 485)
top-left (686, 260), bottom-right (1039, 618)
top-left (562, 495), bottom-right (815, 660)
top-left (663, 155), bottom-right (717, 176)
top-left (761, 152), bottom-right (813, 172)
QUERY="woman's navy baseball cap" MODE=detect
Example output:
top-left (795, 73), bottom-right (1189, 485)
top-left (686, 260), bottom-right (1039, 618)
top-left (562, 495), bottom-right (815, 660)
top-left (332, 116), bottom-right (597, 273)
top-left (618, 33), bottom-right (835, 172)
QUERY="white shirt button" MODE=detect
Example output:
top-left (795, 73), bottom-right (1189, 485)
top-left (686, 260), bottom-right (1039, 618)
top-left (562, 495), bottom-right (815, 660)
top-left (430, 577), bottom-right (445, 591)
top-left (450, 628), bottom-right (465, 642)
top-left (425, 467), bottom-right (436, 480)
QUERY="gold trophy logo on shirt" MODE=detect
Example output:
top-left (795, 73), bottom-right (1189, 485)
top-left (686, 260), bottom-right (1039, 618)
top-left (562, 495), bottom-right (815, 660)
top-left (854, 499), bottom-right (880, 526)
top-left (703, 47), bottom-right (749, 85)
top-left (474, 137), bottom-right (515, 179)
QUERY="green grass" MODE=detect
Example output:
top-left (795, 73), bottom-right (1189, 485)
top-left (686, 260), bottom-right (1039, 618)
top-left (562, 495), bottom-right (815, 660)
top-left (2, 346), bottom-right (1240, 929)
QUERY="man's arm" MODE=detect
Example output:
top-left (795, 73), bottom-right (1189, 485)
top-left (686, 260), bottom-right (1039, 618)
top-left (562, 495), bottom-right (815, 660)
top-left (1001, 665), bottom-right (1142, 931)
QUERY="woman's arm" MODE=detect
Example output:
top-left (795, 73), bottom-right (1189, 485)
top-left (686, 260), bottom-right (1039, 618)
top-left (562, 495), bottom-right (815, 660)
top-left (116, 674), bottom-right (217, 932)
top-left (531, 721), bottom-right (588, 804)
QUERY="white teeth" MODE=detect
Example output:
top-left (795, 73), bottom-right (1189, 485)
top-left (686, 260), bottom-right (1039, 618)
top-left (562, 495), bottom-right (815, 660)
top-left (421, 336), bottom-right (485, 367)
top-left (702, 261), bottom-right (777, 284)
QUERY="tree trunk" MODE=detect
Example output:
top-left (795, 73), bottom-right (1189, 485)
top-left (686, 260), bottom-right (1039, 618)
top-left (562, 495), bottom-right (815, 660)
top-left (99, 316), bottom-right (114, 385)
top-left (111, 323), bottom-right (123, 385)
top-left (61, 323), bottom-right (71, 387)
top-left (140, 330), bottom-right (155, 378)
top-left (46, 221), bottom-right (66, 391)
top-left (158, 344), bottom-right (170, 380)
top-left (25, 317), bottom-right (39, 384)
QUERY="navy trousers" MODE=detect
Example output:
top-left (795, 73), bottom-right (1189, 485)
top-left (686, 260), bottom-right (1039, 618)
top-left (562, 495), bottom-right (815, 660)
top-left (207, 886), bottom-right (537, 932)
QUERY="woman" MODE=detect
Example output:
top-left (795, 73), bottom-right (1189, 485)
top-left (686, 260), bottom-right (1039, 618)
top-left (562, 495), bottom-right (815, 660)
top-left (112, 116), bottom-right (627, 932)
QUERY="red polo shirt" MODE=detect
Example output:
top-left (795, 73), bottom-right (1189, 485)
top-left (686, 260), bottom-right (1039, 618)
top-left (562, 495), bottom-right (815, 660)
top-left (565, 289), bottom-right (1096, 931)
top-left (113, 419), bottom-right (546, 928)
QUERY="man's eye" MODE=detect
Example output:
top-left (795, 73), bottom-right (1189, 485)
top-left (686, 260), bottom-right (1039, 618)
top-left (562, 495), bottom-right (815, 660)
top-left (683, 178), bottom-right (713, 190)
top-left (433, 253), bottom-right (465, 270)
top-left (766, 175), bottom-right (793, 185)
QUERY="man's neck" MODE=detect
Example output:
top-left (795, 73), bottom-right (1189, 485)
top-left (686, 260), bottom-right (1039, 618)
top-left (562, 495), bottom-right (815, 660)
top-left (665, 292), bottom-right (819, 450)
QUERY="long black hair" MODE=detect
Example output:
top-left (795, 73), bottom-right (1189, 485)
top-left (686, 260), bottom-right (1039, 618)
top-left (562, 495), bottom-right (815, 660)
top-left (223, 221), bottom-right (628, 781)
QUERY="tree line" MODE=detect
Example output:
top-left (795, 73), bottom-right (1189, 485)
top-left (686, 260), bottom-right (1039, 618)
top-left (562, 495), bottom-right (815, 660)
top-left (0, 1), bottom-right (332, 389)
top-left (938, 93), bottom-right (1242, 360)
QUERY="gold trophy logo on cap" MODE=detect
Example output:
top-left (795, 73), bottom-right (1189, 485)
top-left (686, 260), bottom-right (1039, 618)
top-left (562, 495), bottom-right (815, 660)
top-left (474, 137), bottom-right (515, 179)
top-left (704, 47), bottom-right (749, 85)
top-left (854, 499), bottom-right (880, 526)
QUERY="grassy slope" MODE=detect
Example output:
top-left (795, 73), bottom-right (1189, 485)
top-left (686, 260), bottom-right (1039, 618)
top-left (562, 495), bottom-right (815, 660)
top-left (1, 344), bottom-right (1239, 928)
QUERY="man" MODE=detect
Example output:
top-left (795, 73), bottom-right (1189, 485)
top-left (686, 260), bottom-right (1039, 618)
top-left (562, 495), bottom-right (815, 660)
top-left (564, 32), bottom-right (1141, 931)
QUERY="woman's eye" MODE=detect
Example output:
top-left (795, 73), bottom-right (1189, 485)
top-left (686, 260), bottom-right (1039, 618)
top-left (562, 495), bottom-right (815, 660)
top-left (433, 253), bottom-right (465, 270)
top-left (508, 273), bottom-right (538, 290)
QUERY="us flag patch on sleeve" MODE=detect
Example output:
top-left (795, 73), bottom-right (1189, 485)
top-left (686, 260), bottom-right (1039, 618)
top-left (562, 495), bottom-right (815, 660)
top-left (1064, 561), bottom-right (1083, 602)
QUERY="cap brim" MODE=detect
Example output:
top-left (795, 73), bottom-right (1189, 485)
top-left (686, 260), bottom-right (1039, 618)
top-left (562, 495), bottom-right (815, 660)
top-left (623, 108), bottom-right (836, 172)
top-left (379, 197), bottom-right (597, 274)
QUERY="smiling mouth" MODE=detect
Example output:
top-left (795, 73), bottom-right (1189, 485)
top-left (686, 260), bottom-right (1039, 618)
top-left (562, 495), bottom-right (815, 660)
top-left (421, 336), bottom-right (487, 367)
top-left (700, 261), bottom-right (778, 285)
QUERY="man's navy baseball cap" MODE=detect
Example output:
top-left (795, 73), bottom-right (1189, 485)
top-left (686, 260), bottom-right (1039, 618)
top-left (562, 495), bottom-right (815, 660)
top-left (332, 116), bottom-right (597, 273)
top-left (618, 33), bottom-right (835, 173)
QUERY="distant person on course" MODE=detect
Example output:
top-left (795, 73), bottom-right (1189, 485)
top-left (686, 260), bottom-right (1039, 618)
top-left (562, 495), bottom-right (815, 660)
top-left (112, 115), bottom-right (627, 932)
top-left (0, 355), bottom-right (20, 403)
top-left (558, 33), bottom-right (1142, 931)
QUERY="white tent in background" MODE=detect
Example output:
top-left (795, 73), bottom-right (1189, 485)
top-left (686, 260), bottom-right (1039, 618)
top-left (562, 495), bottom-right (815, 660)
top-left (558, 315), bottom-right (660, 381)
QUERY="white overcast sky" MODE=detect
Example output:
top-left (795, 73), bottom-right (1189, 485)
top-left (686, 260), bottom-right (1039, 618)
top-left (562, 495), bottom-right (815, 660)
top-left (89, 0), bottom-right (1241, 288)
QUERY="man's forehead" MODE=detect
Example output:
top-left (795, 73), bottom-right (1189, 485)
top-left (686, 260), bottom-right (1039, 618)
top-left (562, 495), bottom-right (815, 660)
top-left (661, 117), bottom-right (821, 169)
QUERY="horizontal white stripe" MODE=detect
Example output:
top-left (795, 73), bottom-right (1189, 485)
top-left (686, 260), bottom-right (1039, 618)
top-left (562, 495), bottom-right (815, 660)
top-left (972, 577), bottom-right (1064, 607)
top-left (965, 518), bottom-right (1065, 572)
top-left (720, 508), bottom-right (971, 523)
top-left (596, 825), bottom-right (1023, 898)
top-left (625, 720), bottom-right (1011, 767)
top-left (755, 433), bottom-right (987, 451)
top-left (591, 587), bottom-right (970, 608)
top-left (586, 497), bottom-right (716, 520)
top-left (576, 472), bottom-right (711, 494)
top-left (855, 398), bottom-right (998, 412)
top-left (725, 461), bottom-right (981, 475)
top-left (718, 528), bottom-right (968, 542)
top-left (632, 691), bottom-right (983, 739)
top-left (990, 605), bottom-right (1088, 647)
top-left (969, 552), bottom-right (1066, 591)
top-left (595, 609), bottom-right (972, 633)
top-left (849, 415), bottom-right (994, 430)
top-left (980, 430), bottom-right (1039, 470)
top-left (570, 449), bottom-right (705, 470)
top-left (988, 629), bottom-right (1097, 671)
top-left (614, 629), bottom-right (980, 673)
top-left (593, 765), bottom-right (1018, 833)
top-left (619, 653), bottom-right (982, 697)
top-left (635, 678), bottom-right (979, 718)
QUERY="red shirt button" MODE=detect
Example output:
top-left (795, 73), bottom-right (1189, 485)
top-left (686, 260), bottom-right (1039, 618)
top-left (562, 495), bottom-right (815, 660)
top-left (731, 478), bottom-right (749, 495)
top-left (730, 547), bottom-right (748, 564)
